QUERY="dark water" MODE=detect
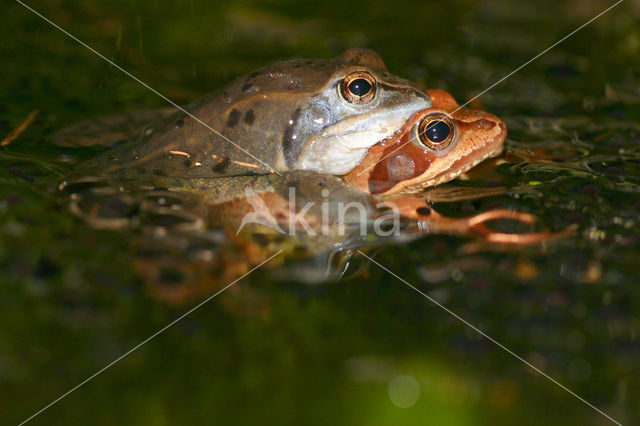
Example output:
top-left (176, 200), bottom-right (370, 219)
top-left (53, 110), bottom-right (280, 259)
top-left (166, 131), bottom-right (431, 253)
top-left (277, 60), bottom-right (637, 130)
top-left (2, 0), bottom-right (640, 424)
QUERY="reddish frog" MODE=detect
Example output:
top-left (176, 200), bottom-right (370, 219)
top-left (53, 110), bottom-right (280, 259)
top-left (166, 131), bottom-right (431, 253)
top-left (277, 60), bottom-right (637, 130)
top-left (342, 89), bottom-right (506, 195)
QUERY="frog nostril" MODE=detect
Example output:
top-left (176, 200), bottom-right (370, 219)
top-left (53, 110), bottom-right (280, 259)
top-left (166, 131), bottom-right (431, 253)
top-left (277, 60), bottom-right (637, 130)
top-left (405, 88), bottom-right (428, 100)
top-left (475, 119), bottom-right (494, 130)
top-left (416, 207), bottom-right (431, 216)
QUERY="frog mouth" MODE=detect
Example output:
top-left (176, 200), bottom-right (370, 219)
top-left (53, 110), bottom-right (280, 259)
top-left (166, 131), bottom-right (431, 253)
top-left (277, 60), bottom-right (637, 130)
top-left (297, 106), bottom-right (426, 175)
top-left (427, 143), bottom-right (504, 187)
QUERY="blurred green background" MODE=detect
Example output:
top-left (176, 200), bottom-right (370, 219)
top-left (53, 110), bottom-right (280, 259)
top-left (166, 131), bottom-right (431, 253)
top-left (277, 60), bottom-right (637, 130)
top-left (2, 0), bottom-right (640, 424)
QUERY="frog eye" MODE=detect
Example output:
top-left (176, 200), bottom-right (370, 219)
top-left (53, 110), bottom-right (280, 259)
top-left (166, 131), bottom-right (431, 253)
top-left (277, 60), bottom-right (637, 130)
top-left (339, 71), bottom-right (377, 105)
top-left (416, 114), bottom-right (454, 150)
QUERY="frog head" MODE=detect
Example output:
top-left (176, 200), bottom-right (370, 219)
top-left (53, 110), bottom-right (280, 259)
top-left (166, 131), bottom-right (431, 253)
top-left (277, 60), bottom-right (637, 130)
top-left (342, 89), bottom-right (506, 194)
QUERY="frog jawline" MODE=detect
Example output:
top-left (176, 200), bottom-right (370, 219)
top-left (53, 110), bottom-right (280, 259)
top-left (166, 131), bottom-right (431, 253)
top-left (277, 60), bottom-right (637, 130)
top-left (296, 106), bottom-right (425, 175)
top-left (400, 144), bottom-right (504, 193)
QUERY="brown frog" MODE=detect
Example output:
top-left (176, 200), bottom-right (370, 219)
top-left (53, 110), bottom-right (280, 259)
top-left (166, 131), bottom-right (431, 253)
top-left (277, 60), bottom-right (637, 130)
top-left (50, 60), bottom-right (566, 305)
top-left (75, 48), bottom-right (430, 178)
top-left (196, 88), bottom-right (565, 247)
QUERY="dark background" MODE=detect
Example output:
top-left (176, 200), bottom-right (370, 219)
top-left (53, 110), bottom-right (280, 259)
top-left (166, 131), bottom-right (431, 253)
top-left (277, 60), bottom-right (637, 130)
top-left (1, 0), bottom-right (640, 424)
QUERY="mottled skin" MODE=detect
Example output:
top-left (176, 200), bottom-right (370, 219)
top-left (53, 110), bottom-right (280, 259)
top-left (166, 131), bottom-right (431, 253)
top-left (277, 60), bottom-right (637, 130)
top-left (60, 77), bottom-right (526, 240)
top-left (189, 172), bottom-right (375, 236)
top-left (83, 48), bottom-right (429, 178)
top-left (57, 79), bottom-right (565, 305)
top-left (180, 88), bottom-right (507, 239)
top-left (198, 88), bottom-right (567, 246)
top-left (179, 88), bottom-right (506, 230)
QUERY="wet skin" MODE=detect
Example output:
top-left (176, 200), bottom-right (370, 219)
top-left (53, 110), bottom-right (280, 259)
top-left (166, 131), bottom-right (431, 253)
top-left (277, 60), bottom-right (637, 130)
top-left (55, 50), bottom-right (564, 250)
top-left (198, 89), bottom-right (563, 244)
top-left (341, 89), bottom-right (507, 195)
top-left (188, 89), bottom-right (506, 204)
top-left (58, 85), bottom-right (562, 305)
top-left (189, 89), bottom-right (508, 236)
top-left (187, 88), bottom-right (506, 221)
top-left (83, 48), bottom-right (430, 177)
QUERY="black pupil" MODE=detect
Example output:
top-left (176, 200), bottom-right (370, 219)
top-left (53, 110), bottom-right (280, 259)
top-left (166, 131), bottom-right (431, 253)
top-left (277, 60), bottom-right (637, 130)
top-left (348, 78), bottom-right (372, 97)
top-left (424, 120), bottom-right (450, 143)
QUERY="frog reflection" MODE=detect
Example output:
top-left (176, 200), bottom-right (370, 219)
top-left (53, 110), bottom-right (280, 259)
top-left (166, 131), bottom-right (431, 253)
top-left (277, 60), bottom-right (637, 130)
top-left (53, 52), bottom-right (565, 304)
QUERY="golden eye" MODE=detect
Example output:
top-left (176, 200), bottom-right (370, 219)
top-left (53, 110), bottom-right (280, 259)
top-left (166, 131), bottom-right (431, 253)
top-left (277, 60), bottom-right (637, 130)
top-left (416, 114), bottom-right (454, 150)
top-left (339, 71), bottom-right (377, 105)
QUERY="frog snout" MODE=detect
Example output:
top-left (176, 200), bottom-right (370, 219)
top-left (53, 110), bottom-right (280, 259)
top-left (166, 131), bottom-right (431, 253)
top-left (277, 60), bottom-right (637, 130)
top-left (475, 115), bottom-right (507, 142)
top-left (497, 120), bottom-right (507, 140)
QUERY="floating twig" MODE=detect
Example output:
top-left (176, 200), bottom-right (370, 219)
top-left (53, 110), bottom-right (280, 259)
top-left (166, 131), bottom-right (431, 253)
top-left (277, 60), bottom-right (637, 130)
top-left (231, 160), bottom-right (260, 169)
top-left (1, 109), bottom-right (40, 146)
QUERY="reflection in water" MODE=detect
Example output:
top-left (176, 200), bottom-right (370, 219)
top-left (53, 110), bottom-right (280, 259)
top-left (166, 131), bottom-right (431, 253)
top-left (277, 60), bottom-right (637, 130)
top-left (57, 166), bottom-right (565, 306)
top-left (48, 81), bottom-right (566, 305)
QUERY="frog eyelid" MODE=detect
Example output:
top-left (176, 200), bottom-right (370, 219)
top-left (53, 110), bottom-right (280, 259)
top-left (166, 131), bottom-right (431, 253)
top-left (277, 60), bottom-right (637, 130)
top-left (415, 113), bottom-right (456, 151)
top-left (338, 71), bottom-right (377, 105)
